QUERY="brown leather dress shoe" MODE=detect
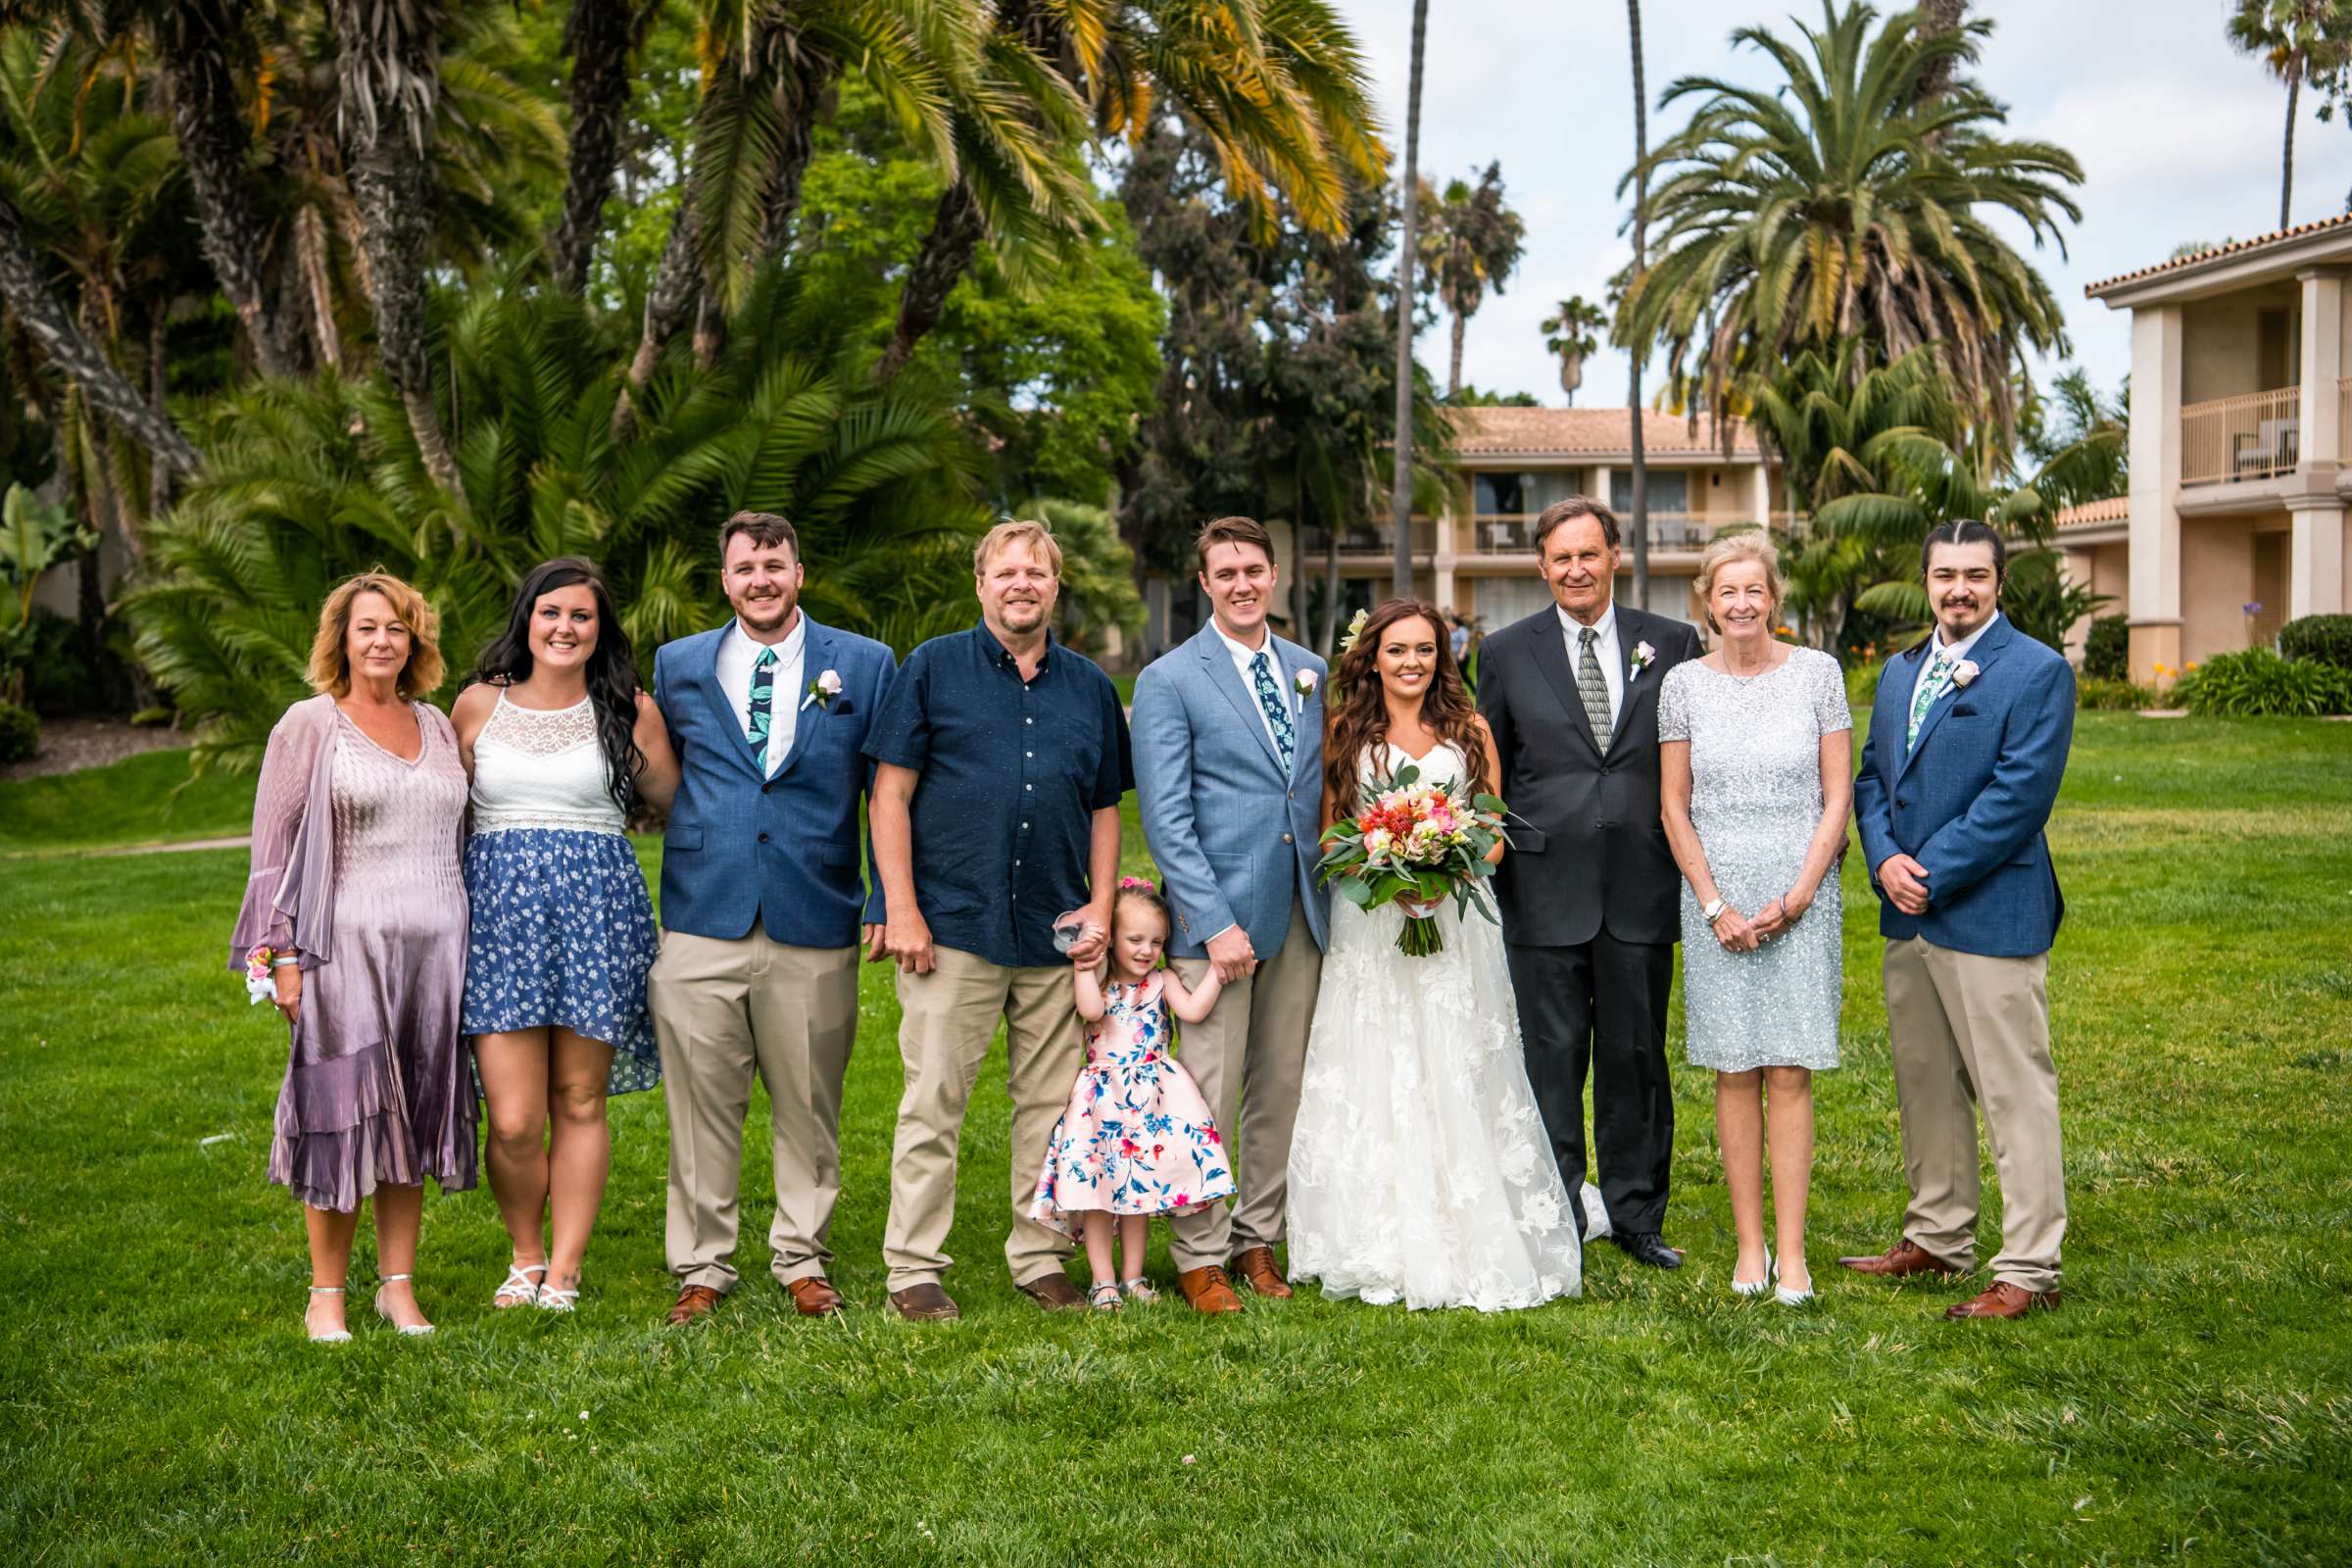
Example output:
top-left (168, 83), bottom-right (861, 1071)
top-left (1231, 1246), bottom-right (1293, 1298)
top-left (665, 1284), bottom-right (722, 1326)
top-left (1944, 1281), bottom-right (2060, 1320)
top-left (1017, 1271), bottom-right (1087, 1312)
top-left (888, 1282), bottom-right (960, 1321)
top-left (1176, 1264), bottom-right (1245, 1315)
top-left (1838, 1240), bottom-right (1961, 1278)
top-left (784, 1276), bottom-right (844, 1317)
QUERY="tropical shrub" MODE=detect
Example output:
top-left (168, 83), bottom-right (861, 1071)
top-left (2171, 649), bottom-right (2352, 717)
top-left (1014, 499), bottom-right (1146, 662)
top-left (1998, 552), bottom-right (2108, 655)
top-left (1845, 656), bottom-right (1890, 714)
top-left (2077, 677), bottom-right (2156, 711)
top-left (2082, 614), bottom-right (2130, 681)
top-left (0, 698), bottom-right (36, 761)
top-left (125, 267), bottom-right (992, 770)
top-left (2279, 613), bottom-right (2352, 672)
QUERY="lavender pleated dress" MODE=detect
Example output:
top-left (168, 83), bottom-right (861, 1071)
top-left (233, 696), bottom-right (477, 1211)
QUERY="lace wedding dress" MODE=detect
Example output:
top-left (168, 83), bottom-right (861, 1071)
top-left (1286, 742), bottom-right (1583, 1311)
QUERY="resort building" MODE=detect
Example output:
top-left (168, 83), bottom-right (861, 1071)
top-left (1137, 407), bottom-right (1791, 658)
top-left (2084, 216), bottom-right (2352, 681)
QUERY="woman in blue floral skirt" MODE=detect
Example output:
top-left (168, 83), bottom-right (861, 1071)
top-left (453, 559), bottom-right (678, 1312)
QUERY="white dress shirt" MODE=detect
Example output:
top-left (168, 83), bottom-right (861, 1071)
top-left (714, 612), bottom-right (807, 776)
top-left (1556, 602), bottom-right (1625, 721)
top-left (1214, 619), bottom-right (1295, 760)
top-left (1907, 612), bottom-right (2000, 719)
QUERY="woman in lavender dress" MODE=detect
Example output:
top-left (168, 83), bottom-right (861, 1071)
top-left (1659, 532), bottom-right (1852, 1307)
top-left (232, 573), bottom-right (474, 1344)
top-left (452, 559), bottom-right (677, 1314)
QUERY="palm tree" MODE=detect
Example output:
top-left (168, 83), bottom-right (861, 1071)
top-left (1625, 0), bottom-right (1650, 605)
top-left (1539, 296), bottom-right (1607, 405)
top-left (2228, 1), bottom-right (2352, 229)
top-left (1390, 0), bottom-right (1429, 598)
top-left (1617, 0), bottom-right (2084, 452)
top-left (550, 0), bottom-right (660, 297)
top-left (1418, 164), bottom-right (1526, 399)
top-left (874, 0), bottom-right (1388, 384)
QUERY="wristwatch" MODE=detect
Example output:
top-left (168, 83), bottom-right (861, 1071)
top-left (1701, 898), bottom-right (1728, 925)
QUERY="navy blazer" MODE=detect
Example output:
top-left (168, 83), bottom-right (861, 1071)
top-left (653, 614), bottom-right (896, 948)
top-left (1130, 623), bottom-right (1330, 961)
top-left (1853, 614), bottom-right (2073, 959)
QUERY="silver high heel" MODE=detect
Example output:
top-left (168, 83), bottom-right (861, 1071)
top-left (308, 1284), bottom-right (352, 1344)
top-left (1731, 1248), bottom-right (1773, 1299)
top-left (1773, 1257), bottom-right (1815, 1306)
top-left (373, 1272), bottom-right (435, 1336)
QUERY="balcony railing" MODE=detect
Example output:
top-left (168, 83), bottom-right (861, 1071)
top-left (2181, 386), bottom-right (2299, 485)
top-left (1466, 512), bottom-right (1773, 553)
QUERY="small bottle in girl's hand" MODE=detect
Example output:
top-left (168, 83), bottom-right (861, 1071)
top-left (1028, 877), bottom-right (1236, 1310)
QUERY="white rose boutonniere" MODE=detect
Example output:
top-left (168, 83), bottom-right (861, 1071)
top-left (1294, 668), bottom-right (1319, 702)
top-left (800, 668), bottom-right (843, 711)
top-left (1630, 639), bottom-right (1657, 674)
top-left (1951, 660), bottom-right (1980, 690)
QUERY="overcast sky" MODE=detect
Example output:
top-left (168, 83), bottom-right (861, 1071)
top-left (1334, 0), bottom-right (2352, 408)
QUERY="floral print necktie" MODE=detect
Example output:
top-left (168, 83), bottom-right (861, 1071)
top-left (748, 646), bottom-right (778, 769)
top-left (1250, 649), bottom-right (1296, 775)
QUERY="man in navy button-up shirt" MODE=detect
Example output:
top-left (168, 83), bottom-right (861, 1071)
top-left (865, 520), bottom-right (1133, 1318)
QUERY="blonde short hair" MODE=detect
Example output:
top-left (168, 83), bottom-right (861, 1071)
top-left (974, 517), bottom-right (1062, 577)
top-left (1691, 530), bottom-right (1787, 634)
top-left (307, 571), bottom-right (444, 700)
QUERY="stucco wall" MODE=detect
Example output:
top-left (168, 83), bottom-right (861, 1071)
top-left (2181, 288), bottom-right (2292, 404)
top-left (2180, 515), bottom-right (2258, 665)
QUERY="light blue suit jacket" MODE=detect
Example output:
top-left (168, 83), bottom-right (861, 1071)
top-left (1854, 613), bottom-right (2073, 958)
top-left (1131, 622), bottom-right (1330, 960)
top-left (653, 614), bottom-right (896, 948)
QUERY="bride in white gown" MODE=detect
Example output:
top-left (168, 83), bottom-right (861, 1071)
top-left (1287, 602), bottom-right (1582, 1311)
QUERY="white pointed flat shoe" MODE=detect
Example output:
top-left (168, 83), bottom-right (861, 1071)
top-left (308, 1284), bottom-right (352, 1344)
top-left (1773, 1258), bottom-right (1815, 1306)
top-left (374, 1272), bottom-right (435, 1336)
top-left (1731, 1248), bottom-right (1773, 1298)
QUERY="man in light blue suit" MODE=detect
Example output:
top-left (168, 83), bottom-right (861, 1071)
top-left (1848, 519), bottom-right (2074, 1322)
top-left (646, 512), bottom-right (897, 1326)
top-left (1131, 516), bottom-right (1330, 1313)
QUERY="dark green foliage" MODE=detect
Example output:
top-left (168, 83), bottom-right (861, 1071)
top-left (0, 696), bottom-right (34, 760)
top-left (2077, 676), bottom-right (2155, 711)
top-left (2173, 647), bottom-right (2352, 717)
top-left (2083, 613), bottom-right (2131, 680)
top-left (2279, 612), bottom-right (2352, 671)
top-left (2000, 551), bottom-right (2109, 655)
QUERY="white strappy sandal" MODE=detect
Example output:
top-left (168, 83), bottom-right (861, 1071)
top-left (494, 1261), bottom-right (548, 1310)
top-left (535, 1279), bottom-right (580, 1313)
top-left (308, 1284), bottom-right (352, 1344)
top-left (373, 1272), bottom-right (435, 1336)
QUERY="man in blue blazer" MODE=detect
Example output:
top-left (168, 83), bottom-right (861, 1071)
top-left (1849, 519), bottom-right (2074, 1321)
top-left (1131, 516), bottom-right (1330, 1313)
top-left (646, 512), bottom-right (897, 1326)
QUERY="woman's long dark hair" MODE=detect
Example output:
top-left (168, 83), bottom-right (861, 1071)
top-left (1324, 598), bottom-right (1493, 818)
top-left (471, 558), bottom-right (645, 812)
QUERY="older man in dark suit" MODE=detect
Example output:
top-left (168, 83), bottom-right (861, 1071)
top-left (1477, 497), bottom-right (1704, 1269)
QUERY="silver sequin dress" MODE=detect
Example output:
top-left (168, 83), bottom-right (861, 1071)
top-left (1657, 646), bottom-right (1850, 1073)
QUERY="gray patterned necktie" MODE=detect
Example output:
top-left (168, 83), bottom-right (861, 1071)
top-left (1577, 625), bottom-right (1613, 752)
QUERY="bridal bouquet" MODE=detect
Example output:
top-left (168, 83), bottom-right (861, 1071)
top-left (1316, 762), bottom-right (1508, 956)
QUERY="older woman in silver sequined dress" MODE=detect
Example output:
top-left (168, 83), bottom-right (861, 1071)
top-left (231, 573), bottom-right (474, 1344)
top-left (1658, 533), bottom-right (1851, 1306)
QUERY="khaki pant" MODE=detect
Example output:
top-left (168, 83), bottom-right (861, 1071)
top-left (1883, 936), bottom-right (2067, 1293)
top-left (648, 928), bottom-right (858, 1293)
top-left (1167, 896), bottom-right (1323, 1271)
top-left (883, 946), bottom-right (1083, 1291)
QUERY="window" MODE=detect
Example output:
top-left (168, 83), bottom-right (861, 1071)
top-left (1609, 469), bottom-right (1689, 514)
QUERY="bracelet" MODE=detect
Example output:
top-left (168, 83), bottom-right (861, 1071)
top-left (270, 955), bottom-right (302, 968)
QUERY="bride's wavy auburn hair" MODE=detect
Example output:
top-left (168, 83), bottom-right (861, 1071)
top-left (1324, 598), bottom-right (1492, 818)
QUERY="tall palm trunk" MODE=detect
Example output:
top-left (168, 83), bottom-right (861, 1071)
top-left (333, 0), bottom-right (461, 495)
top-left (617, 180), bottom-right (700, 431)
top-left (551, 0), bottom-right (645, 297)
top-left (878, 181), bottom-right (983, 383)
top-left (1447, 304), bottom-right (1466, 400)
top-left (157, 0), bottom-right (303, 378)
top-left (1625, 0), bottom-right (1649, 608)
top-left (1390, 0), bottom-right (1430, 599)
top-left (0, 196), bottom-right (202, 475)
top-left (2282, 68), bottom-right (2301, 229)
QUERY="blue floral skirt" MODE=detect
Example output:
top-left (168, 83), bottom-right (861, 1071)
top-left (461, 827), bottom-right (661, 1096)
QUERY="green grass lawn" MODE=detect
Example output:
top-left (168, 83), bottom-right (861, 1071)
top-left (2, 714), bottom-right (2348, 1563)
top-left (0, 747), bottom-right (255, 853)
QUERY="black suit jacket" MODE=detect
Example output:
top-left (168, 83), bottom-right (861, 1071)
top-left (1478, 603), bottom-right (1705, 948)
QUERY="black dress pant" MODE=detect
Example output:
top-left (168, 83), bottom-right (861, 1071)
top-left (1505, 932), bottom-right (1676, 1236)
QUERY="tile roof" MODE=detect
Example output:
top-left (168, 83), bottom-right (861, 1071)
top-left (1448, 406), bottom-right (1764, 459)
top-left (2055, 495), bottom-right (2129, 527)
top-left (2083, 211), bottom-right (2352, 295)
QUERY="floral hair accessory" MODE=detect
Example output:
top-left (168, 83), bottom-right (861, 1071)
top-left (1951, 659), bottom-right (1980, 689)
top-left (1117, 876), bottom-right (1158, 894)
top-left (1338, 608), bottom-right (1370, 657)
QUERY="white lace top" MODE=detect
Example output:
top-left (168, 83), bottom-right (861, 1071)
top-left (469, 693), bottom-right (625, 837)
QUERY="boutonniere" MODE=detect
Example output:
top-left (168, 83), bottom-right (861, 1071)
top-left (1293, 668), bottom-right (1319, 702)
top-left (1951, 660), bottom-right (1980, 690)
top-left (799, 668), bottom-right (842, 711)
top-left (1630, 640), bottom-right (1657, 675)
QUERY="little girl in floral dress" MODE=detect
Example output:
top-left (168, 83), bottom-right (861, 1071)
top-left (1030, 878), bottom-right (1237, 1310)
